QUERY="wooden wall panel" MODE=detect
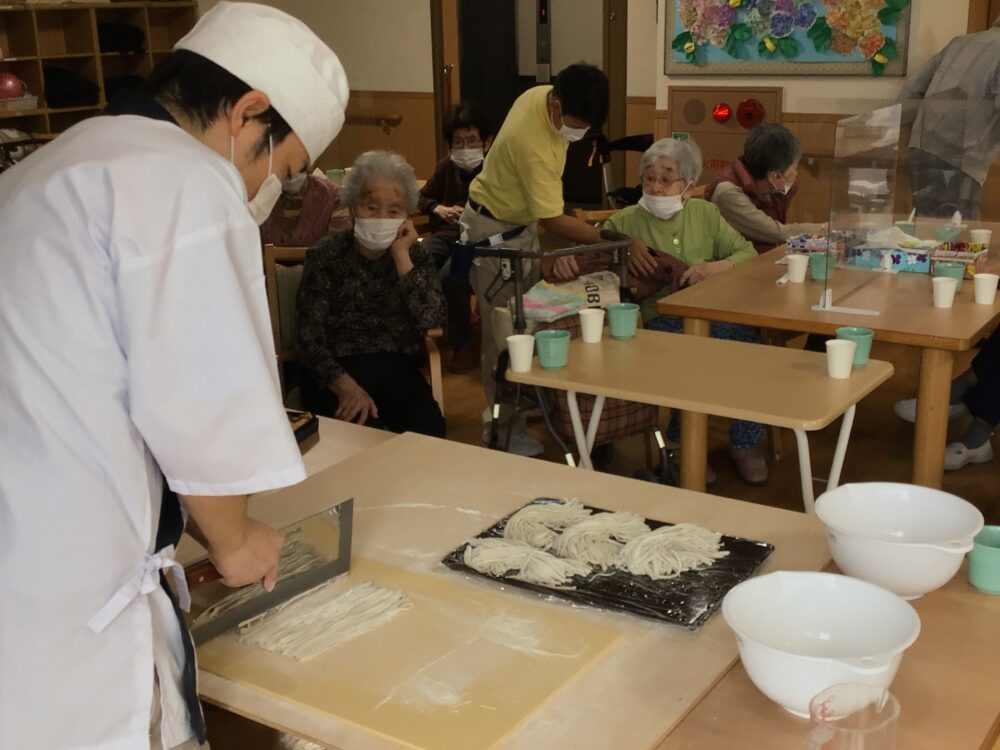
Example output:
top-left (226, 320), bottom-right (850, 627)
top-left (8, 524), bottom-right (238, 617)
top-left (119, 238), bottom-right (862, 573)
top-left (316, 91), bottom-right (438, 180)
top-left (624, 96), bottom-right (655, 186)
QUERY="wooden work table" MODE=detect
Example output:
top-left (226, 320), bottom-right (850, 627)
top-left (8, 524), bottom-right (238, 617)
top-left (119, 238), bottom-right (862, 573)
top-left (657, 246), bottom-right (1000, 489)
top-left (190, 432), bottom-right (830, 749)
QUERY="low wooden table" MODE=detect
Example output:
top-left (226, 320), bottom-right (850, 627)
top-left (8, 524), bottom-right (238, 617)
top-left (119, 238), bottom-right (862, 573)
top-left (190, 433), bottom-right (830, 749)
top-left (657, 246), bottom-right (1000, 489)
top-left (507, 329), bottom-right (893, 512)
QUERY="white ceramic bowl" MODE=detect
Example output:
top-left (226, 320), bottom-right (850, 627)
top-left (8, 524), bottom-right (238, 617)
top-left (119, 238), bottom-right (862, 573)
top-left (722, 571), bottom-right (920, 717)
top-left (815, 482), bottom-right (984, 599)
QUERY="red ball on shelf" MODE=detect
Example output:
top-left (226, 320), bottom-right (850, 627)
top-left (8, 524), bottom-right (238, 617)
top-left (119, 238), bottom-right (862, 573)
top-left (712, 103), bottom-right (732, 123)
top-left (0, 73), bottom-right (26, 101)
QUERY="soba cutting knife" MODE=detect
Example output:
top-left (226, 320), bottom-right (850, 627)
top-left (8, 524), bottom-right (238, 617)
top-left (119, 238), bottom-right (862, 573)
top-left (183, 498), bottom-right (353, 645)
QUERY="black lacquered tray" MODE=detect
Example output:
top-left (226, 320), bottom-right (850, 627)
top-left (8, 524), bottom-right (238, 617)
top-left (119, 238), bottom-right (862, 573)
top-left (442, 498), bottom-right (774, 630)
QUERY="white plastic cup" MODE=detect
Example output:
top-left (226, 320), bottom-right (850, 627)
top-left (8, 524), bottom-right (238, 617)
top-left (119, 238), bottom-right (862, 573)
top-left (787, 254), bottom-right (809, 283)
top-left (970, 229), bottom-right (992, 247)
top-left (578, 308), bottom-right (605, 343)
top-left (932, 276), bottom-right (958, 309)
top-left (506, 334), bottom-right (535, 373)
top-left (974, 273), bottom-right (999, 305)
top-left (826, 339), bottom-right (856, 380)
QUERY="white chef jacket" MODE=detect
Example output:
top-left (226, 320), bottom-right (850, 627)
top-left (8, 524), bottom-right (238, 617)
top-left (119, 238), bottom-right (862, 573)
top-left (0, 112), bottom-right (307, 749)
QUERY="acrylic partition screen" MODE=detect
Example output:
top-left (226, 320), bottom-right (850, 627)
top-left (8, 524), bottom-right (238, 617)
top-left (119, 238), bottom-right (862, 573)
top-left (824, 95), bottom-right (999, 308)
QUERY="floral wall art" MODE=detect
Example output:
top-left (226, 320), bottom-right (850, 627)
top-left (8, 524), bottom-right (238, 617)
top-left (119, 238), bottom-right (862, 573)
top-left (666, 0), bottom-right (911, 76)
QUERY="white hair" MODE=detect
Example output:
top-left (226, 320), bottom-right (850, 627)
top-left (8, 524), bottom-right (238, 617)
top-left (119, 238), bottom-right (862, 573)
top-left (341, 150), bottom-right (419, 212)
top-left (639, 137), bottom-right (703, 185)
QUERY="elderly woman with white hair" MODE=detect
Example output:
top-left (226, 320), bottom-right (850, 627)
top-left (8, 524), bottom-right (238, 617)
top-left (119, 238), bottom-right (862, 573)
top-left (297, 150), bottom-right (447, 437)
top-left (554, 136), bottom-right (767, 484)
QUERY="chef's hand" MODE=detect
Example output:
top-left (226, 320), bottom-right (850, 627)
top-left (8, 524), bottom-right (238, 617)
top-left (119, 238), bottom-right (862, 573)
top-left (390, 219), bottom-right (418, 276)
top-left (552, 255), bottom-right (581, 281)
top-left (433, 204), bottom-right (463, 225)
top-left (210, 520), bottom-right (284, 591)
top-left (331, 373), bottom-right (379, 425)
top-left (679, 260), bottom-right (734, 288)
top-left (628, 239), bottom-right (657, 278)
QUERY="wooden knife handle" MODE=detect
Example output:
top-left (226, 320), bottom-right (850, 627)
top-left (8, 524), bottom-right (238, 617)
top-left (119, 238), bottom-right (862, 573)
top-left (185, 559), bottom-right (222, 589)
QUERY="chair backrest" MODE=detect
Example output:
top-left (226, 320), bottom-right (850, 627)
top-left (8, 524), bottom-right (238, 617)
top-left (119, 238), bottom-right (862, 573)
top-left (573, 207), bottom-right (619, 226)
top-left (263, 245), bottom-right (309, 387)
top-left (689, 184), bottom-right (707, 199)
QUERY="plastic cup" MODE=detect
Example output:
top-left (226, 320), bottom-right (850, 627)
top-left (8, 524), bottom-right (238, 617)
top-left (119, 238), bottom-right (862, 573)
top-left (809, 252), bottom-right (833, 281)
top-left (535, 329), bottom-right (570, 369)
top-left (787, 253), bottom-right (809, 283)
top-left (606, 302), bottom-right (639, 339)
top-left (932, 276), bottom-right (958, 309)
top-left (807, 684), bottom-right (900, 750)
top-left (974, 273), bottom-right (999, 305)
top-left (826, 339), bottom-right (856, 379)
top-left (578, 308), bottom-right (605, 343)
top-left (969, 526), bottom-right (1000, 595)
top-left (935, 224), bottom-right (963, 243)
top-left (894, 220), bottom-right (916, 236)
top-left (506, 334), bottom-right (535, 373)
top-left (970, 229), bottom-right (992, 247)
top-left (934, 261), bottom-right (965, 292)
top-left (836, 326), bottom-right (874, 367)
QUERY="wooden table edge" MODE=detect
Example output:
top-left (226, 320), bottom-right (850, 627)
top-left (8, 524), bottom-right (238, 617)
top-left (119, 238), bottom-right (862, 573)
top-left (655, 303), bottom-right (985, 353)
top-left (507, 361), bottom-right (894, 432)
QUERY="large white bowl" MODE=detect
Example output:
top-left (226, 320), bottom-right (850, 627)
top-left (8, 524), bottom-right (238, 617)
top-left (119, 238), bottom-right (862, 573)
top-left (722, 571), bottom-right (920, 717)
top-left (815, 482), bottom-right (984, 599)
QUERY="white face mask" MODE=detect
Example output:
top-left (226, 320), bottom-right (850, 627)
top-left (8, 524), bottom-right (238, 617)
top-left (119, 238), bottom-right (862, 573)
top-left (354, 217), bottom-right (404, 252)
top-left (233, 134), bottom-right (283, 225)
top-left (639, 189), bottom-right (688, 221)
top-left (557, 122), bottom-right (589, 142)
top-left (451, 148), bottom-right (484, 172)
top-left (282, 171), bottom-right (308, 195)
top-left (770, 174), bottom-right (793, 196)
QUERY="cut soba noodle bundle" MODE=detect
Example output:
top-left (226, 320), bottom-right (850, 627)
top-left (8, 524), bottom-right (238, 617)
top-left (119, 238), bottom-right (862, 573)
top-left (502, 499), bottom-right (593, 549)
top-left (618, 523), bottom-right (729, 580)
top-left (239, 581), bottom-right (411, 661)
top-left (553, 512), bottom-right (651, 568)
top-left (464, 537), bottom-right (592, 588)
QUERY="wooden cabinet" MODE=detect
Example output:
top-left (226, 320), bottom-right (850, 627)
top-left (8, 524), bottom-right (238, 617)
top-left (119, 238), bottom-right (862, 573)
top-left (0, 2), bottom-right (197, 138)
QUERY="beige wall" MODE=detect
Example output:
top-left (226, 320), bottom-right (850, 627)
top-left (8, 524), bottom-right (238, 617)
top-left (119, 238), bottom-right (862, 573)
top-left (654, 1), bottom-right (970, 113)
top-left (627, 0), bottom-right (657, 97)
top-left (198, 0), bottom-right (433, 92)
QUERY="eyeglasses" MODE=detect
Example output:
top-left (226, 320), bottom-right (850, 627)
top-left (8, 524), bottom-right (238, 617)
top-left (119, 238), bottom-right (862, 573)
top-left (452, 134), bottom-right (483, 149)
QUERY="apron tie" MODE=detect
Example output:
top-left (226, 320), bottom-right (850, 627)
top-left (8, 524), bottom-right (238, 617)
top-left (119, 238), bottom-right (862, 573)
top-left (87, 545), bottom-right (191, 634)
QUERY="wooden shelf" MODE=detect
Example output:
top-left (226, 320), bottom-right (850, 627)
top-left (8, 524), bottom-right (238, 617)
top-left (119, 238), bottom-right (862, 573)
top-left (0, 1), bottom-right (197, 136)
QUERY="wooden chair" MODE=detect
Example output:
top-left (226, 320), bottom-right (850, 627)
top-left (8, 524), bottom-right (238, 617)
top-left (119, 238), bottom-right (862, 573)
top-left (263, 244), bottom-right (444, 413)
top-left (573, 207), bottom-right (619, 225)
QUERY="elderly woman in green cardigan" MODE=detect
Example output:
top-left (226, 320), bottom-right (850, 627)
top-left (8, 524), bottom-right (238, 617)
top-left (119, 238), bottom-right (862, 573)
top-left (553, 136), bottom-right (767, 485)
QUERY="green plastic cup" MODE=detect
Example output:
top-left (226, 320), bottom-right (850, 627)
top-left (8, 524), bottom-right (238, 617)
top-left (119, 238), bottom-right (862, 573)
top-left (606, 302), bottom-right (639, 339)
top-left (535, 329), bottom-right (570, 369)
top-left (836, 326), bottom-right (874, 367)
top-left (934, 261), bottom-right (965, 292)
top-left (809, 252), bottom-right (833, 281)
top-left (969, 526), bottom-right (1000, 595)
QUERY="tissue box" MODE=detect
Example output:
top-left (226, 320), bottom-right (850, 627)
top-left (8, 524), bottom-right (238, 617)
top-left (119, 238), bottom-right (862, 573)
top-left (931, 243), bottom-right (988, 278)
top-left (845, 247), bottom-right (931, 273)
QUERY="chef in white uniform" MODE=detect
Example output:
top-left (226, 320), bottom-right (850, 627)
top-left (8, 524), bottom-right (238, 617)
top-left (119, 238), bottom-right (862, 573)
top-left (0, 3), bottom-right (348, 748)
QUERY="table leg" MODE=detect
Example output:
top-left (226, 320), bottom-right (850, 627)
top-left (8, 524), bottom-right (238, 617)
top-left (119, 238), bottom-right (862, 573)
top-left (826, 404), bottom-right (857, 492)
top-left (584, 395), bottom-right (606, 455)
top-left (566, 391), bottom-right (594, 470)
top-left (680, 318), bottom-right (711, 492)
top-left (913, 348), bottom-right (954, 488)
top-left (793, 429), bottom-right (816, 514)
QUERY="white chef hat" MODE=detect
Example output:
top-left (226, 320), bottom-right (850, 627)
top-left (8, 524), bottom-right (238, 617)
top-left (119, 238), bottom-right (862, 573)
top-left (175, 1), bottom-right (349, 163)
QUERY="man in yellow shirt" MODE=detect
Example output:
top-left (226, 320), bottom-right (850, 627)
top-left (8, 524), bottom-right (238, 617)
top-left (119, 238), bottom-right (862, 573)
top-left (461, 63), bottom-right (650, 455)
